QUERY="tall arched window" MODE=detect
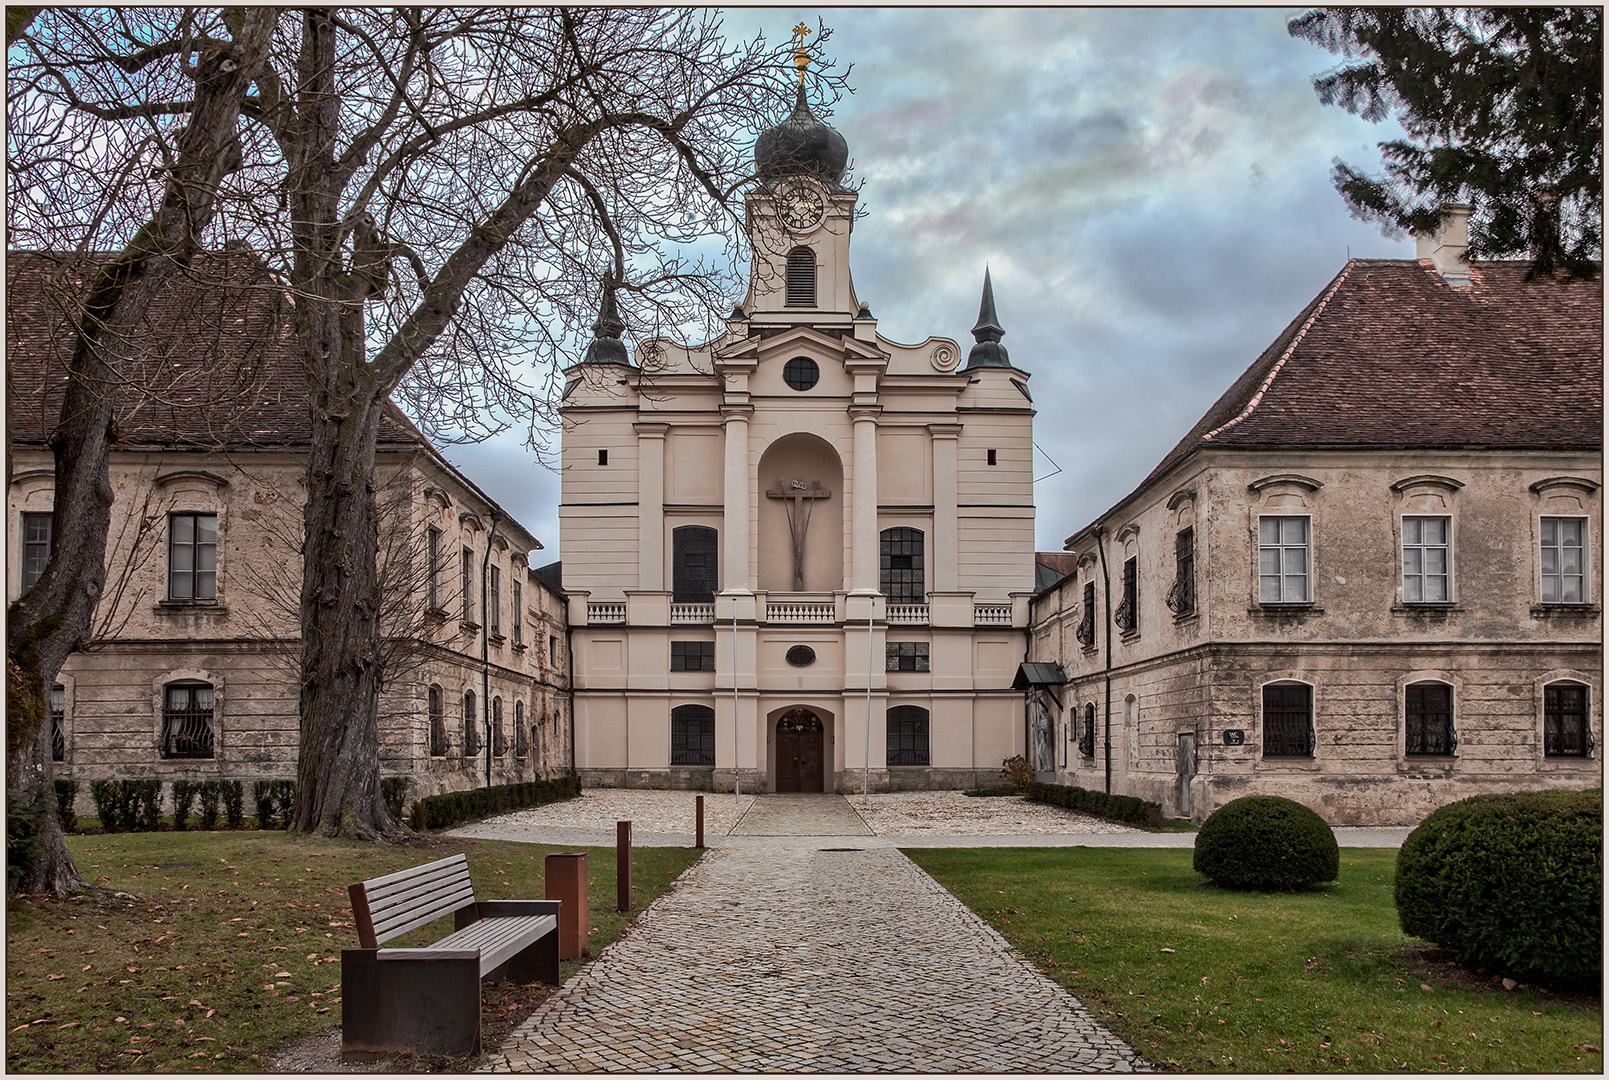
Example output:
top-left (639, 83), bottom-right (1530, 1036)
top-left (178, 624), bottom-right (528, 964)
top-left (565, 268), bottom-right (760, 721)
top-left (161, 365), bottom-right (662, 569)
top-left (672, 526), bottom-right (719, 603)
top-left (886, 705), bottom-right (930, 766)
top-left (785, 247), bottom-right (816, 307)
top-left (492, 696), bottom-right (506, 757)
top-left (428, 685), bottom-right (446, 756)
top-left (879, 528), bottom-right (925, 604)
top-left (670, 704), bottom-right (716, 766)
top-left (50, 683), bottom-right (66, 762)
top-left (1080, 703), bottom-right (1096, 758)
top-left (514, 700), bottom-right (528, 757)
top-left (463, 691), bottom-right (480, 756)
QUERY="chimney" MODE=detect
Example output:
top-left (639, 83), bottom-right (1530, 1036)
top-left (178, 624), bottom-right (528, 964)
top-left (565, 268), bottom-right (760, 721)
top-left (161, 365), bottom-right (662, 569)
top-left (1415, 203), bottom-right (1472, 286)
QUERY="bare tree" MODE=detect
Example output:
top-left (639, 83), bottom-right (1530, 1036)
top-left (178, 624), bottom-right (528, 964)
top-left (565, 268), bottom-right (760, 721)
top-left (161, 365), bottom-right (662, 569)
top-left (5, 8), bottom-right (277, 896)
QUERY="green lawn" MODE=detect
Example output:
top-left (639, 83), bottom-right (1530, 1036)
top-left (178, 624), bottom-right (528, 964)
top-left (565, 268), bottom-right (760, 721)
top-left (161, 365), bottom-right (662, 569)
top-left (907, 847), bottom-right (1602, 1073)
top-left (6, 830), bottom-right (700, 1072)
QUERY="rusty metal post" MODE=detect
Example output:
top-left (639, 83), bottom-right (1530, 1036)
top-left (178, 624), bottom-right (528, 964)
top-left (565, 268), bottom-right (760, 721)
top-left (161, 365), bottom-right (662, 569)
top-left (616, 820), bottom-right (632, 913)
top-left (695, 795), bottom-right (705, 849)
top-left (544, 852), bottom-right (587, 960)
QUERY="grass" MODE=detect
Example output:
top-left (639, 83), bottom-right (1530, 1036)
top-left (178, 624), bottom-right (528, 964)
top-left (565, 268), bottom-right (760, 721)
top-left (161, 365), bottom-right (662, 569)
top-left (906, 847), bottom-right (1602, 1073)
top-left (6, 829), bottom-right (700, 1073)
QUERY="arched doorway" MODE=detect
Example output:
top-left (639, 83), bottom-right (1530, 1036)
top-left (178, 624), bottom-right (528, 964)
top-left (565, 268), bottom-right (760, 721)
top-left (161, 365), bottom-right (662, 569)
top-left (775, 708), bottom-right (825, 793)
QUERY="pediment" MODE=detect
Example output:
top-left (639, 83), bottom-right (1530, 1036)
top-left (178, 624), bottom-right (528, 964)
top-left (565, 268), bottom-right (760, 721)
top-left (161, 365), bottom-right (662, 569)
top-left (716, 324), bottom-right (887, 366)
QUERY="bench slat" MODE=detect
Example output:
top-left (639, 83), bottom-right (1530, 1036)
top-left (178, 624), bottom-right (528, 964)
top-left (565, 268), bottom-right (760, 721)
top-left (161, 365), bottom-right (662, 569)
top-left (366, 862), bottom-right (474, 906)
top-left (368, 885), bottom-right (478, 944)
top-left (358, 853), bottom-right (470, 893)
top-left (435, 915), bottom-right (556, 976)
top-left (367, 875), bottom-right (476, 927)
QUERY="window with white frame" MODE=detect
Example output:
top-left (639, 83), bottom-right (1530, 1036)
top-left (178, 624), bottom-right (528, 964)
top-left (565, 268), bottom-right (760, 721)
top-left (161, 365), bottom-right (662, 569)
top-left (1257, 516), bottom-right (1310, 603)
top-left (1262, 681), bottom-right (1313, 757)
top-left (169, 513), bottom-right (218, 601)
top-left (1540, 517), bottom-right (1587, 604)
top-left (1402, 516), bottom-right (1451, 602)
top-left (1404, 681), bottom-right (1455, 756)
top-left (21, 511), bottom-right (52, 593)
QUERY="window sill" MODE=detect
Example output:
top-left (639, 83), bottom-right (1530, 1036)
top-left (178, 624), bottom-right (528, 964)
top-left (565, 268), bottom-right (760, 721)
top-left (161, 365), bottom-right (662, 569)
top-left (1118, 629), bottom-right (1140, 644)
top-left (426, 606), bottom-right (450, 620)
top-left (1531, 604), bottom-right (1600, 618)
top-left (511, 641), bottom-right (527, 652)
top-left (155, 601), bottom-right (226, 614)
top-left (460, 621), bottom-right (481, 635)
top-left (1171, 610), bottom-right (1198, 625)
top-left (1249, 604), bottom-right (1322, 618)
top-left (1392, 603), bottom-right (1464, 617)
top-left (488, 633), bottom-right (506, 647)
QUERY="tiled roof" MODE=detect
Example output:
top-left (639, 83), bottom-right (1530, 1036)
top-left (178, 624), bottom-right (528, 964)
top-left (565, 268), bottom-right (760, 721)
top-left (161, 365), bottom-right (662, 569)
top-left (7, 250), bottom-right (423, 450)
top-left (1137, 258), bottom-right (1603, 493)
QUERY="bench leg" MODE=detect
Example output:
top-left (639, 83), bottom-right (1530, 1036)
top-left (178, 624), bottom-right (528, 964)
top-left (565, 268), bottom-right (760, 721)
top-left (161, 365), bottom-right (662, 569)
top-left (341, 951), bottom-right (482, 1058)
top-left (500, 925), bottom-right (562, 986)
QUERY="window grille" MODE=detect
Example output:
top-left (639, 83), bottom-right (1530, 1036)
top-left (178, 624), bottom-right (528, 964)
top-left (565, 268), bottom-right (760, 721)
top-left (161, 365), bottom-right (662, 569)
top-left (671, 640), bottom-right (716, 671)
top-left (1402, 516), bottom-right (1451, 602)
top-left (514, 701), bottom-right (528, 757)
top-left (885, 641), bottom-right (930, 672)
top-left (489, 566), bottom-right (501, 635)
top-left (428, 685), bottom-right (447, 756)
top-left (50, 683), bottom-right (65, 762)
top-left (1545, 682), bottom-right (1592, 756)
top-left (1076, 582), bottom-right (1096, 648)
top-left (880, 528), bottom-right (925, 605)
top-left (162, 682), bottom-right (215, 759)
top-left (1079, 703), bottom-right (1096, 758)
top-left (461, 548), bottom-right (475, 623)
top-left (492, 697), bottom-right (506, 756)
top-left (786, 645), bottom-right (816, 667)
top-left (21, 512), bottom-right (52, 592)
top-left (1405, 682), bottom-right (1455, 756)
top-left (168, 513), bottom-right (217, 601)
top-left (1262, 683), bottom-right (1313, 757)
top-left (1258, 516), bottom-right (1310, 603)
top-left (672, 526), bottom-right (719, 604)
top-left (463, 691), bottom-right (480, 757)
top-left (1540, 517), bottom-right (1587, 603)
top-left (426, 527), bottom-right (441, 610)
top-left (1167, 528), bottom-right (1195, 615)
top-left (785, 248), bottom-right (816, 307)
top-left (1115, 557), bottom-right (1138, 633)
top-left (670, 704), bottom-right (715, 766)
top-left (511, 579), bottom-right (523, 643)
top-left (886, 705), bottom-right (930, 766)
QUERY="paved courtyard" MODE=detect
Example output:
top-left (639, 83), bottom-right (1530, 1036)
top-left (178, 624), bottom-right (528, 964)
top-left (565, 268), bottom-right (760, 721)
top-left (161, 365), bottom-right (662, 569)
top-left (478, 794), bottom-right (1150, 1073)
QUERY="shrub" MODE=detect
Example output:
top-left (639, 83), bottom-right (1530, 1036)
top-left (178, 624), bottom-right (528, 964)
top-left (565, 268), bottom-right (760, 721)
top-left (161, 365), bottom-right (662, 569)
top-left (1027, 781), bottom-right (1165, 829)
top-left (1193, 795), bottom-right (1339, 891)
top-left (1395, 789), bottom-right (1601, 986)
top-left (220, 781), bottom-right (244, 829)
top-left (253, 780), bottom-right (296, 829)
top-left (1000, 755), bottom-right (1035, 796)
top-left (53, 780), bottom-right (79, 833)
top-left (134, 780), bottom-right (162, 831)
top-left (7, 793), bottom-right (44, 893)
top-left (88, 780), bottom-right (119, 832)
top-left (381, 777), bottom-right (409, 820)
top-left (171, 781), bottom-right (197, 831)
top-left (410, 775), bottom-right (581, 831)
top-left (198, 782), bottom-right (222, 830)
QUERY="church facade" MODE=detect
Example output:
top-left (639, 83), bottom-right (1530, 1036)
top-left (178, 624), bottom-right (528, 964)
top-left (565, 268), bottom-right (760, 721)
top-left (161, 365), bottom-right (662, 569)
top-left (560, 88), bottom-right (1036, 793)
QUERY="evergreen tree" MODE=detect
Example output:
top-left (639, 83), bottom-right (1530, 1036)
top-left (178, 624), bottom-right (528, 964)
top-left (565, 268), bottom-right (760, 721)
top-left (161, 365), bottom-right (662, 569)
top-left (1289, 7), bottom-right (1601, 278)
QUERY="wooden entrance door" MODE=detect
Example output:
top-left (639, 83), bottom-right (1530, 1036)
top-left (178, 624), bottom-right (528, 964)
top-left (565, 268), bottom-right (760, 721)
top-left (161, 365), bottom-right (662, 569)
top-left (775, 709), bottom-right (825, 793)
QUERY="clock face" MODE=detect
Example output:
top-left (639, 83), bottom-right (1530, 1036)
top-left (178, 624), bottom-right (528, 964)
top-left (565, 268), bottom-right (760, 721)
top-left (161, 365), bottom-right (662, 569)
top-left (779, 180), bottom-right (825, 232)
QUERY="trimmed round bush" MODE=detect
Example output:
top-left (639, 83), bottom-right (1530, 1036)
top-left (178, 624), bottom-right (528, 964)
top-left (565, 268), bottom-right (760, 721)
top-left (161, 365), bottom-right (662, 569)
top-left (1395, 789), bottom-right (1601, 986)
top-left (1193, 795), bottom-right (1339, 890)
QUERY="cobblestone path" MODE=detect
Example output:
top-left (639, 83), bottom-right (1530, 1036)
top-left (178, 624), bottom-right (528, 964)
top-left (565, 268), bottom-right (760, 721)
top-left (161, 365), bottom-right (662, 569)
top-left (482, 796), bottom-right (1147, 1073)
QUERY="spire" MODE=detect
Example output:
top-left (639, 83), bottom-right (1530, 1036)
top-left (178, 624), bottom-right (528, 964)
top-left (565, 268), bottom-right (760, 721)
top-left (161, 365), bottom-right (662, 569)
top-left (965, 268), bottom-right (1011, 369)
top-left (582, 283), bottom-right (631, 365)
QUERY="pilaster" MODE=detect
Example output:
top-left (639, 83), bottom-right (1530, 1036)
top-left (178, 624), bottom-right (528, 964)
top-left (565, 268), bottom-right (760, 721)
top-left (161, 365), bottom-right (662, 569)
top-left (634, 423), bottom-right (668, 591)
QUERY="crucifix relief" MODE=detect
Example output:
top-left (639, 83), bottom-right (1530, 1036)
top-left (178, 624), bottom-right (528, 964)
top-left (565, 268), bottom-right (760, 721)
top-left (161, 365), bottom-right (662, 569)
top-left (766, 479), bottom-right (831, 590)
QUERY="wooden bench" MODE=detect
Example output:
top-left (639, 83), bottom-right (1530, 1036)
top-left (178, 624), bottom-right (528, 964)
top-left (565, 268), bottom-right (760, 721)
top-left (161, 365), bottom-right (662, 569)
top-left (340, 853), bottom-right (560, 1058)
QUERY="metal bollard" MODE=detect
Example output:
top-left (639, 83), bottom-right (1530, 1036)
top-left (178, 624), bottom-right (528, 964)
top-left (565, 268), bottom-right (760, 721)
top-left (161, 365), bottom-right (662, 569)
top-left (544, 852), bottom-right (588, 960)
top-left (616, 820), bottom-right (632, 913)
top-left (695, 795), bottom-right (705, 849)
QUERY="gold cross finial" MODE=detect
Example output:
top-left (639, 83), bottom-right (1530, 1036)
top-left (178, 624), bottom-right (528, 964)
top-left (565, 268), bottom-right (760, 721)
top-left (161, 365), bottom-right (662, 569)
top-left (792, 22), bottom-right (812, 86)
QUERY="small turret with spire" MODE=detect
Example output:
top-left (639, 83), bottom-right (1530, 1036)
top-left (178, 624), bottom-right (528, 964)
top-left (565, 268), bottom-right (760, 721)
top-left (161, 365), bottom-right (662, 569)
top-left (582, 283), bottom-right (631, 366)
top-left (964, 268), bottom-right (1010, 369)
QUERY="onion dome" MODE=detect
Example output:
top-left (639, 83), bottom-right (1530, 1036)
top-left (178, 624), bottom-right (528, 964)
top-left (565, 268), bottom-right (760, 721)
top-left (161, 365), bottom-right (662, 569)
top-left (582, 285), bottom-right (630, 365)
top-left (754, 84), bottom-right (849, 186)
top-left (964, 268), bottom-right (1010, 369)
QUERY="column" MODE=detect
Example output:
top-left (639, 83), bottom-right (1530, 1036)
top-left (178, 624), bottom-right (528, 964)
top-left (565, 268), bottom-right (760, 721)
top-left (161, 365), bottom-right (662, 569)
top-left (720, 405), bottom-right (752, 593)
top-left (634, 423), bottom-right (667, 591)
top-left (849, 406), bottom-right (881, 593)
top-left (930, 423), bottom-right (961, 592)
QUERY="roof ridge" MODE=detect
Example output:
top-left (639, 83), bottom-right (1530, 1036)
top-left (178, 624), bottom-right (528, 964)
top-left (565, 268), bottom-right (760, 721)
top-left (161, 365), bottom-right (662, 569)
top-left (1200, 260), bottom-right (1355, 443)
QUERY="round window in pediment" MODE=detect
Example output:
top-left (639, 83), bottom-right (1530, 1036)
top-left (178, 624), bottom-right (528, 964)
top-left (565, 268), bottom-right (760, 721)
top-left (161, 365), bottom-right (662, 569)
top-left (785, 645), bottom-right (816, 667)
top-left (783, 356), bottom-right (819, 391)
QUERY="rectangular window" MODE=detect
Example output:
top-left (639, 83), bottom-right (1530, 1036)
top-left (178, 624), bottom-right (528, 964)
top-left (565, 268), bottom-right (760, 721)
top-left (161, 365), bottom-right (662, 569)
top-left (462, 548), bottom-right (475, 624)
top-left (1405, 683), bottom-right (1455, 756)
top-left (598, 449), bottom-right (608, 466)
top-left (1258, 516), bottom-right (1310, 603)
top-left (987, 449), bottom-right (997, 466)
top-left (426, 527), bottom-right (442, 610)
top-left (168, 513), bottom-right (218, 601)
top-left (1262, 683), bottom-right (1314, 757)
top-left (1115, 556), bottom-right (1138, 633)
top-left (428, 686), bottom-right (447, 756)
top-left (670, 640), bottom-right (716, 672)
top-left (511, 578), bottom-right (523, 643)
top-left (886, 707), bottom-right (930, 766)
top-left (1540, 517), bottom-right (1587, 604)
top-left (885, 641), bottom-right (930, 672)
top-left (49, 683), bottom-right (65, 762)
top-left (489, 565), bottom-right (502, 635)
top-left (1168, 527), bottom-right (1195, 615)
top-left (1544, 682), bottom-right (1591, 757)
top-left (879, 528), bottom-right (925, 605)
top-left (21, 511), bottom-right (52, 593)
top-left (670, 705), bottom-right (716, 766)
top-left (162, 682), bottom-right (215, 759)
top-left (1079, 704), bottom-right (1096, 759)
top-left (550, 634), bottom-right (559, 665)
top-left (1402, 516), bottom-right (1451, 603)
top-left (672, 527), bottom-right (719, 604)
top-left (1076, 581), bottom-right (1096, 649)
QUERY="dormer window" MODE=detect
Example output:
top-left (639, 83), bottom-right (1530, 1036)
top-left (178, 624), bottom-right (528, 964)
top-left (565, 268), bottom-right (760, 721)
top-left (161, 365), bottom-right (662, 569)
top-left (785, 248), bottom-right (816, 307)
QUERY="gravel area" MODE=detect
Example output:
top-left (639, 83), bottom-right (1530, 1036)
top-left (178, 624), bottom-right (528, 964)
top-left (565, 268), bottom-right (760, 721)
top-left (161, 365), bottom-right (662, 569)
top-left (851, 790), bottom-right (1144, 835)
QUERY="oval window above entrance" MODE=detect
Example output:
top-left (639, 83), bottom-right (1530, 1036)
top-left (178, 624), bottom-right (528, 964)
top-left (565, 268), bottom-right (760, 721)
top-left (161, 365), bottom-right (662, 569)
top-left (786, 645), bottom-right (816, 667)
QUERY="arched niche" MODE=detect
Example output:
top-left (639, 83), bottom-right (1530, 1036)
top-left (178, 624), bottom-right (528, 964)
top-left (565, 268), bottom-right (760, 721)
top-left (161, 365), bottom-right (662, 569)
top-left (757, 432), bottom-right (844, 594)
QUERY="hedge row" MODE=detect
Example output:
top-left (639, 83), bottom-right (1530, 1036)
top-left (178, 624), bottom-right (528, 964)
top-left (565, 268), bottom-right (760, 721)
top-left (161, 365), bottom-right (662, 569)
top-left (170, 780), bottom-right (246, 831)
top-left (1027, 780), bottom-right (1165, 829)
top-left (410, 775), bottom-right (581, 831)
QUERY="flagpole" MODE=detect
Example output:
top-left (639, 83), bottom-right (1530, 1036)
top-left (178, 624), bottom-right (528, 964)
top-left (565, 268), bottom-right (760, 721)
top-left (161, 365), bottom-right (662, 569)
top-left (733, 596), bottom-right (741, 809)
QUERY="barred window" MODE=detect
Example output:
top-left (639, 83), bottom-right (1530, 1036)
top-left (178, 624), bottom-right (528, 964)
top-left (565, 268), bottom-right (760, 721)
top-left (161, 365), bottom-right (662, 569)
top-left (1405, 682), bottom-right (1455, 756)
top-left (514, 701), bottom-right (528, 757)
top-left (885, 641), bottom-right (930, 672)
top-left (1262, 682), bottom-right (1313, 758)
top-left (880, 528), bottom-right (925, 605)
top-left (670, 704), bottom-right (715, 766)
top-left (428, 685), bottom-right (447, 756)
top-left (461, 548), bottom-right (475, 624)
top-left (1167, 528), bottom-right (1195, 615)
top-left (1076, 581), bottom-right (1096, 649)
top-left (1115, 556), bottom-right (1138, 633)
top-left (50, 683), bottom-right (65, 762)
top-left (463, 691), bottom-right (480, 757)
top-left (492, 696), bottom-right (507, 756)
top-left (672, 526), bottom-right (718, 604)
top-left (1545, 681), bottom-right (1591, 757)
top-left (1079, 703), bottom-right (1096, 759)
top-left (489, 566), bottom-right (502, 636)
top-left (21, 511), bottom-right (52, 593)
top-left (785, 248), bottom-right (816, 307)
top-left (162, 681), bottom-right (215, 759)
top-left (671, 640), bottom-right (716, 671)
top-left (168, 513), bottom-right (217, 601)
top-left (426, 527), bottom-right (442, 610)
top-left (886, 705), bottom-right (930, 766)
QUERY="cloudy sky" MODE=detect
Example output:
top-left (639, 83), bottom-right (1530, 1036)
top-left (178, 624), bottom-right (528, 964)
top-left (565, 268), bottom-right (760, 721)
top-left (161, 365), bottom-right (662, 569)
top-left (440, 7), bottom-right (1412, 560)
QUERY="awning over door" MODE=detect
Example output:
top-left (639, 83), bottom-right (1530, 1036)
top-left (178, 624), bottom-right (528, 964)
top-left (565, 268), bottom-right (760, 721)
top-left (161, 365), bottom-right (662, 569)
top-left (1012, 662), bottom-right (1068, 691)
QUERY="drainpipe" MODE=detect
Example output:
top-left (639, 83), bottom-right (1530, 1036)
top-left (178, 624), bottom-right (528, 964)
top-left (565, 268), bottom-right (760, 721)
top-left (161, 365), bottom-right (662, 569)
top-left (1094, 525), bottom-right (1113, 795)
top-left (481, 513), bottom-right (500, 789)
